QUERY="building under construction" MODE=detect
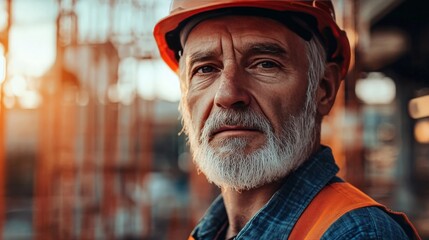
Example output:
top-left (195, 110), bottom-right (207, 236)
top-left (0, 0), bottom-right (428, 239)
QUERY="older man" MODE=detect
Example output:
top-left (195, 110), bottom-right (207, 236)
top-left (154, 1), bottom-right (420, 239)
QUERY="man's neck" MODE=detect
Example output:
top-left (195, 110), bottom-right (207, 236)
top-left (221, 181), bottom-right (283, 239)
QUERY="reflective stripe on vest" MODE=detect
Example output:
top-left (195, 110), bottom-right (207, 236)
top-left (289, 182), bottom-right (421, 239)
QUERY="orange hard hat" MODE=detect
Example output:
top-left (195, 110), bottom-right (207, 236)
top-left (153, 0), bottom-right (351, 79)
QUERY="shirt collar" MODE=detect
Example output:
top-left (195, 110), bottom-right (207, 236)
top-left (191, 194), bottom-right (228, 239)
top-left (191, 146), bottom-right (339, 239)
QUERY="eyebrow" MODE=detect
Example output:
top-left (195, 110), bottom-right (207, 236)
top-left (186, 50), bottom-right (218, 70)
top-left (244, 42), bottom-right (288, 58)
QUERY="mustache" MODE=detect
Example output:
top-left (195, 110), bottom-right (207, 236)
top-left (201, 108), bottom-right (273, 140)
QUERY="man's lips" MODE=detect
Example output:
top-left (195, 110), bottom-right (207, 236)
top-left (210, 125), bottom-right (262, 138)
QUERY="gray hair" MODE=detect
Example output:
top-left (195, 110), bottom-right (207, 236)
top-left (304, 35), bottom-right (327, 113)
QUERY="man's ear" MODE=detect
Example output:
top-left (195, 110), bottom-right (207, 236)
top-left (316, 62), bottom-right (342, 116)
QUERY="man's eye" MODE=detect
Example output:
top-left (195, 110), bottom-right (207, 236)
top-left (197, 66), bottom-right (215, 73)
top-left (257, 61), bottom-right (278, 68)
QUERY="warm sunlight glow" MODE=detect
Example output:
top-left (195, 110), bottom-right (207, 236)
top-left (5, 75), bottom-right (27, 97)
top-left (415, 119), bottom-right (429, 144)
top-left (356, 72), bottom-right (396, 105)
top-left (19, 90), bottom-right (42, 109)
top-left (8, 0), bottom-right (57, 78)
top-left (137, 60), bottom-right (180, 102)
top-left (156, 61), bottom-right (180, 102)
top-left (409, 95), bottom-right (429, 119)
top-left (9, 23), bottom-right (56, 77)
top-left (3, 75), bottom-right (43, 109)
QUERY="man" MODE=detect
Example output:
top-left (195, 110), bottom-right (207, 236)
top-left (154, 1), bottom-right (421, 239)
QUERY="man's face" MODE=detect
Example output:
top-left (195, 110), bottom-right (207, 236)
top-left (179, 15), bottom-right (319, 190)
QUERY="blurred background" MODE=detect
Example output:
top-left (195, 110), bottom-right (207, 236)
top-left (0, 0), bottom-right (428, 239)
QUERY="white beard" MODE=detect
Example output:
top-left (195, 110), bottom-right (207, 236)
top-left (182, 98), bottom-right (318, 191)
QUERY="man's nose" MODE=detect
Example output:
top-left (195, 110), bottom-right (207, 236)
top-left (214, 66), bottom-right (251, 109)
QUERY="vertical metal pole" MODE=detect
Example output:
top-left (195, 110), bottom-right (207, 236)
top-left (341, 0), bottom-right (366, 187)
top-left (0, 1), bottom-right (12, 239)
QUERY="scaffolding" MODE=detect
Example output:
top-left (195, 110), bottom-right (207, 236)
top-left (2, 0), bottom-right (427, 239)
top-left (0, 0), bottom-right (204, 239)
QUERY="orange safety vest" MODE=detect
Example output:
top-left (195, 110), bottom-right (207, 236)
top-left (189, 182), bottom-right (421, 240)
top-left (289, 182), bottom-right (421, 239)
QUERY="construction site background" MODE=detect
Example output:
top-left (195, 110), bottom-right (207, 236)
top-left (0, 0), bottom-right (428, 239)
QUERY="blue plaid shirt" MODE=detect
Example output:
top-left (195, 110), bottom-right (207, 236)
top-left (190, 146), bottom-right (413, 240)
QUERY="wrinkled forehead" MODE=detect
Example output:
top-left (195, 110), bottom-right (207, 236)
top-left (182, 15), bottom-right (303, 56)
top-left (179, 7), bottom-right (317, 49)
top-left (179, 15), bottom-right (309, 84)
